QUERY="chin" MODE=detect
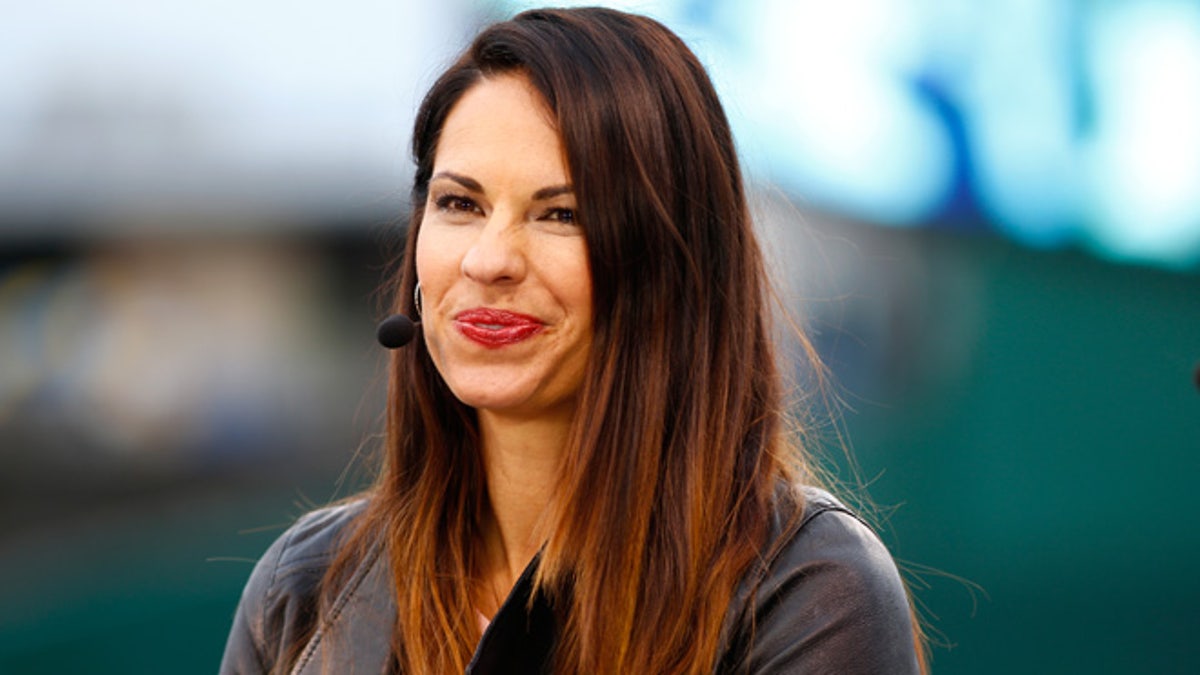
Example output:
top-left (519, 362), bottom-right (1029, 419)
top-left (446, 385), bottom-right (533, 413)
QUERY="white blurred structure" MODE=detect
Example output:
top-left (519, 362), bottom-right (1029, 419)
top-left (0, 0), bottom-right (478, 231)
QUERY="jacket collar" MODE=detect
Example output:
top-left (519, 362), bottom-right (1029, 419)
top-left (292, 545), bottom-right (554, 675)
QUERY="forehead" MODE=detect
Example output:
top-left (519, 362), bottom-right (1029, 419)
top-left (432, 74), bottom-right (568, 179)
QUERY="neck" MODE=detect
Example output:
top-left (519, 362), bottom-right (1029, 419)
top-left (474, 408), bottom-right (569, 615)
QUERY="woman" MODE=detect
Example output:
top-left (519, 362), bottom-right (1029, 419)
top-left (221, 7), bottom-right (925, 674)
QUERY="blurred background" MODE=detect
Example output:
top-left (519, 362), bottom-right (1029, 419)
top-left (2, 0), bottom-right (1197, 672)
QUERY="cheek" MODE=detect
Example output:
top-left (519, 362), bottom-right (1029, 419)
top-left (414, 225), bottom-right (457, 302)
top-left (414, 225), bottom-right (434, 285)
top-left (561, 248), bottom-right (593, 315)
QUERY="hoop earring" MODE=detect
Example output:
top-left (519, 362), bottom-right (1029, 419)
top-left (413, 281), bottom-right (423, 318)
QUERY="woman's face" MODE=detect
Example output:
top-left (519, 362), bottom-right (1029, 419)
top-left (415, 74), bottom-right (592, 423)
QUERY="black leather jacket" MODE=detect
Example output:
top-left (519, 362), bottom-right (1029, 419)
top-left (220, 487), bottom-right (920, 674)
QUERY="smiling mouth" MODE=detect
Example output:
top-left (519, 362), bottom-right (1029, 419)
top-left (454, 308), bottom-right (544, 348)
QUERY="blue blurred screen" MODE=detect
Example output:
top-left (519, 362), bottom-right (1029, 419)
top-left (506, 0), bottom-right (1200, 269)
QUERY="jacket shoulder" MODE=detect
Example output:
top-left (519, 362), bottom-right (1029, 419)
top-left (219, 499), bottom-right (369, 674)
top-left (272, 499), bottom-right (367, 576)
top-left (720, 486), bottom-right (921, 674)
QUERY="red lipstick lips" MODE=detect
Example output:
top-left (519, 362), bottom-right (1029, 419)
top-left (454, 308), bottom-right (544, 348)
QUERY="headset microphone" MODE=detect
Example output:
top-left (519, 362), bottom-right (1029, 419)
top-left (376, 314), bottom-right (420, 349)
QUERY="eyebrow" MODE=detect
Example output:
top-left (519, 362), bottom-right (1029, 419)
top-left (430, 171), bottom-right (483, 193)
top-left (531, 184), bottom-right (574, 201)
top-left (430, 171), bottom-right (573, 201)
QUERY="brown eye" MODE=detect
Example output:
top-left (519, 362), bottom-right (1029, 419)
top-left (544, 207), bottom-right (576, 224)
top-left (434, 194), bottom-right (480, 214)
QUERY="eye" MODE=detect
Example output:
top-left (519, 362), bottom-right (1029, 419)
top-left (433, 193), bottom-right (481, 215)
top-left (541, 207), bottom-right (577, 225)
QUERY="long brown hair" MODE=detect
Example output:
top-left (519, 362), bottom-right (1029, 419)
top-left (313, 7), bottom-right (923, 674)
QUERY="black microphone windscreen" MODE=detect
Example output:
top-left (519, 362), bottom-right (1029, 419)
top-left (377, 314), bottom-right (417, 349)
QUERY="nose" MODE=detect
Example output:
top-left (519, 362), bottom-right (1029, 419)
top-left (460, 209), bottom-right (527, 285)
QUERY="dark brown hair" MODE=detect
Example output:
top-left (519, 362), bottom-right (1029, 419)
top-left (310, 7), bottom-right (925, 674)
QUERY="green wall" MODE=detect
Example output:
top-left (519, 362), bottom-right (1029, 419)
top-left (847, 232), bottom-right (1200, 673)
